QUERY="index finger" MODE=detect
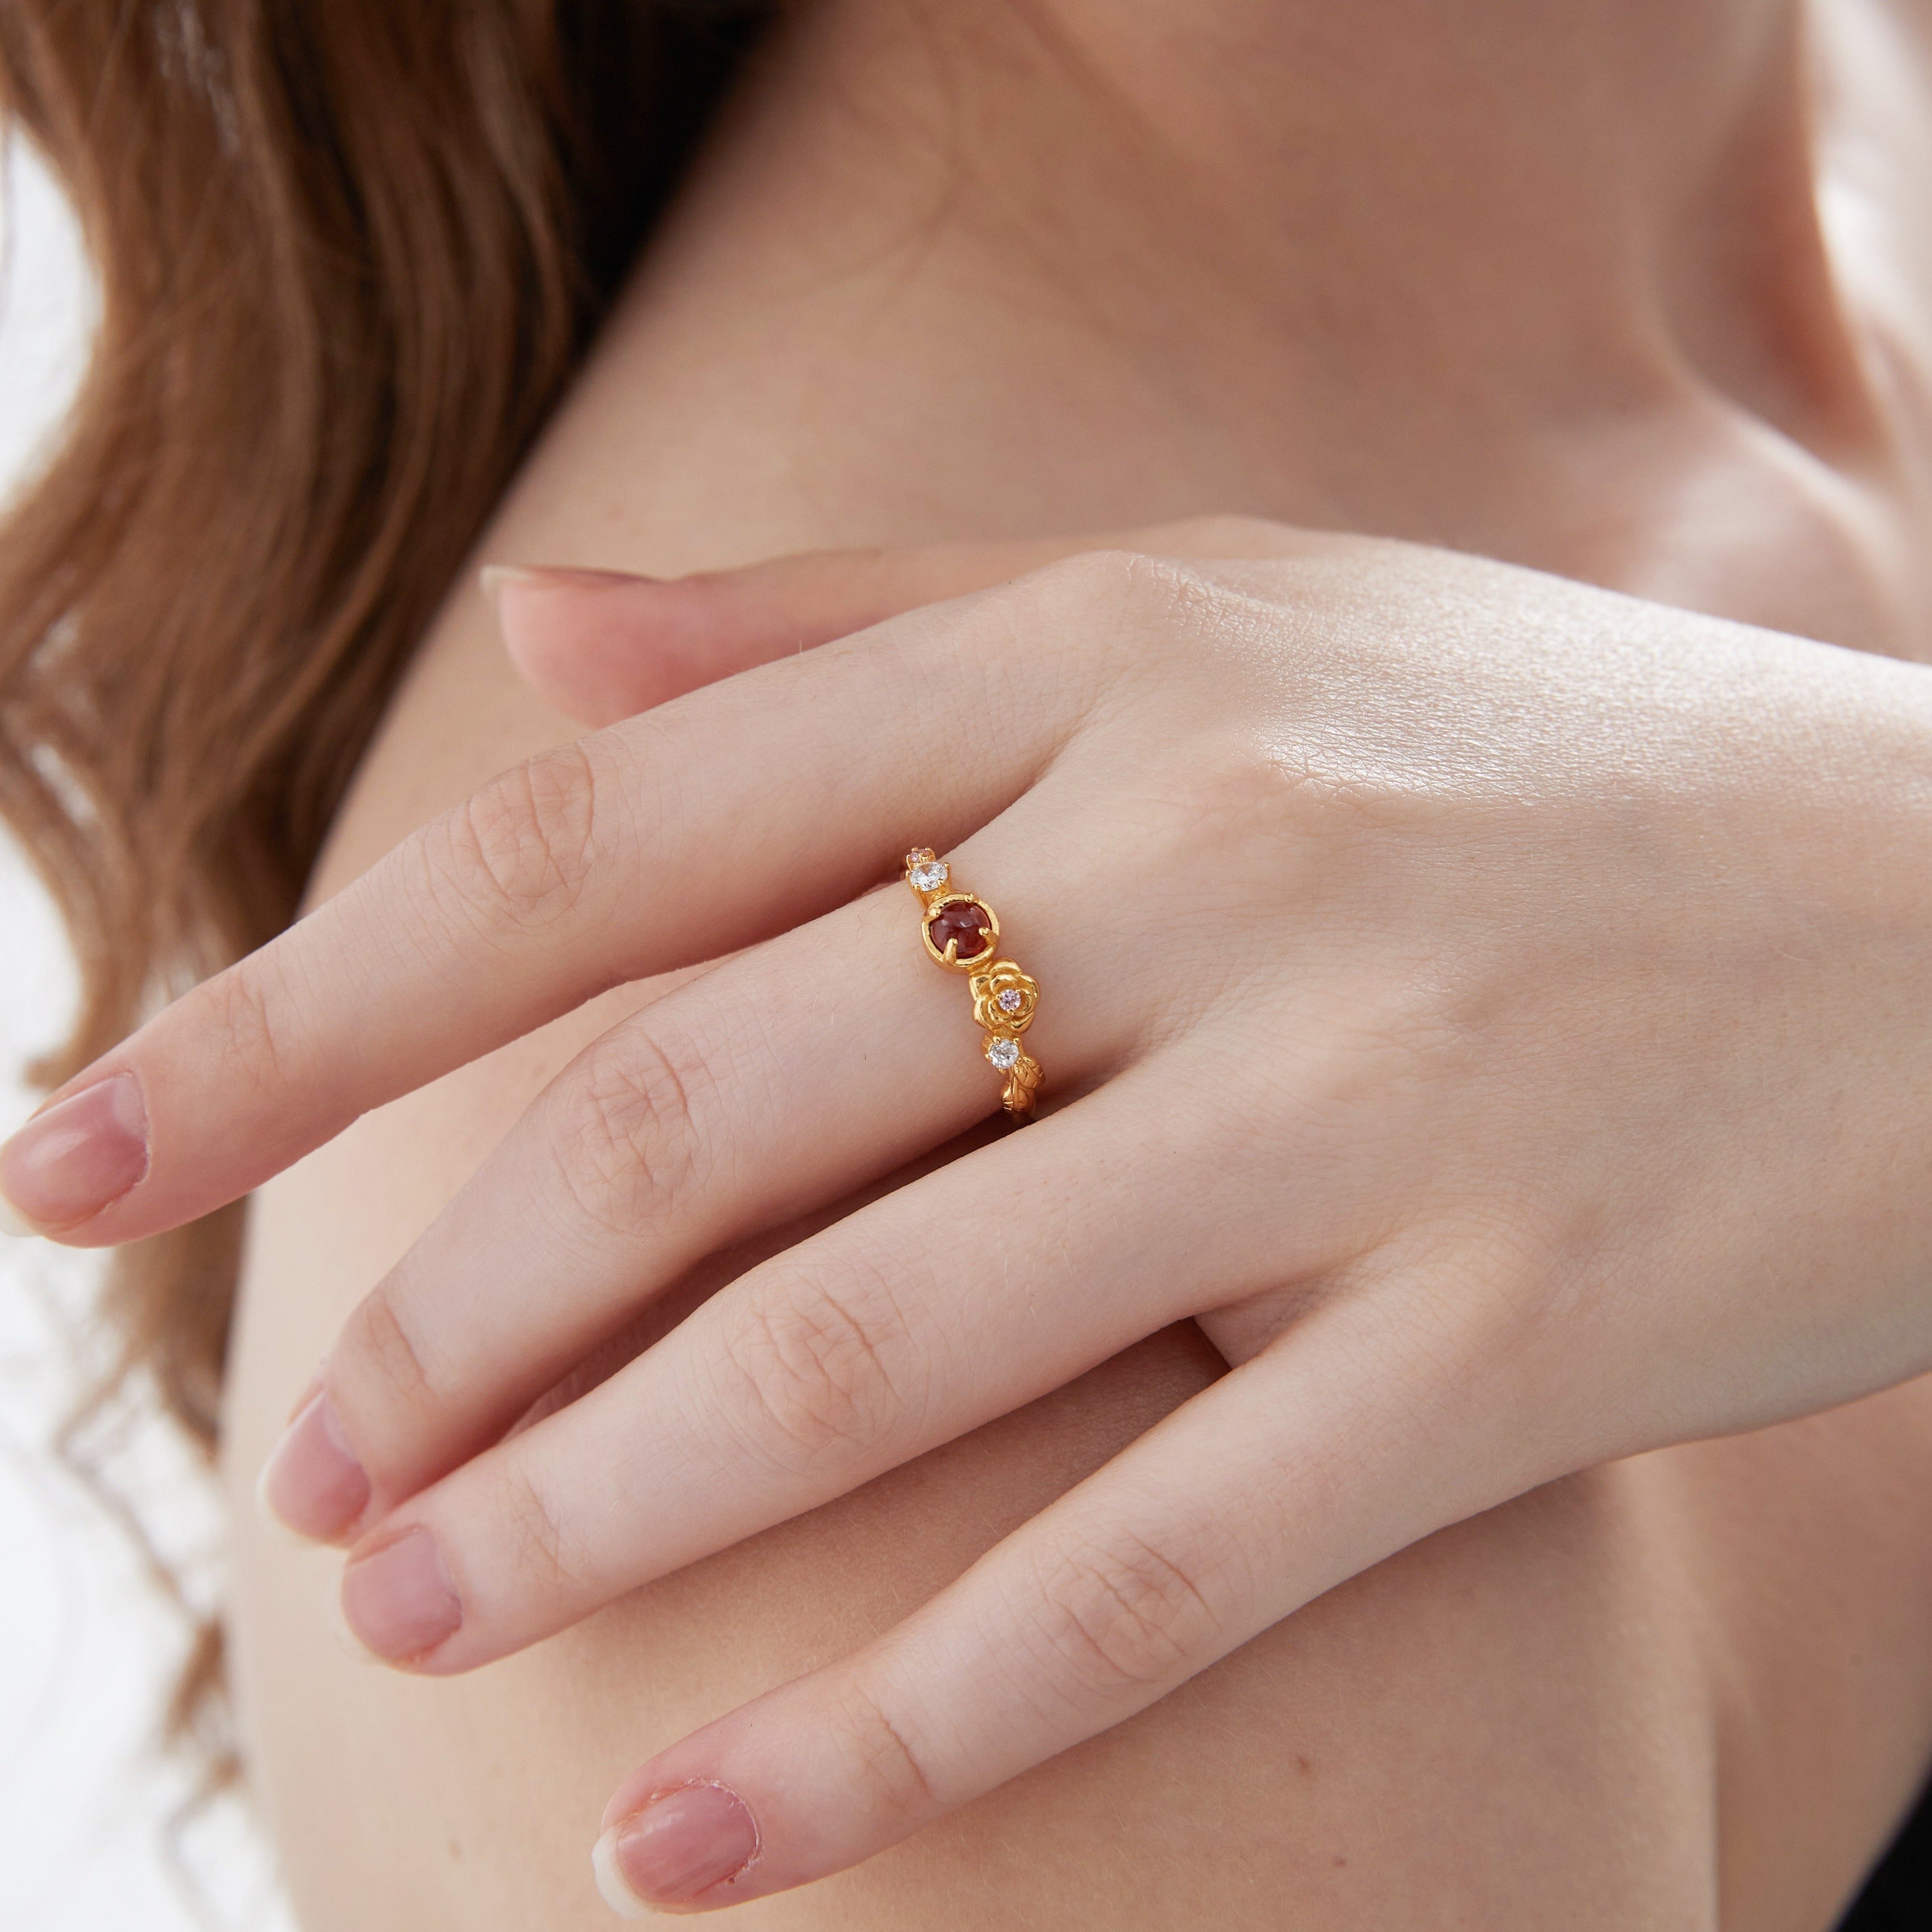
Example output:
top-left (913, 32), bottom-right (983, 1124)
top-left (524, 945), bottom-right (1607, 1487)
top-left (0, 563), bottom-right (1112, 1246)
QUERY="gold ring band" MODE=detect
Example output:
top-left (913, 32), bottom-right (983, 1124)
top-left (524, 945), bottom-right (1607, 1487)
top-left (904, 848), bottom-right (1043, 1116)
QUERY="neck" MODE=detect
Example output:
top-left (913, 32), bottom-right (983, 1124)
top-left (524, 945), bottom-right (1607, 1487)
top-left (604, 0), bottom-right (1885, 560)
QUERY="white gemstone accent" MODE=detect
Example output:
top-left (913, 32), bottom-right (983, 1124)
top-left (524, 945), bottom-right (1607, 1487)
top-left (997, 988), bottom-right (1024, 1013)
top-left (910, 860), bottom-right (948, 892)
top-left (988, 1036), bottom-right (1022, 1069)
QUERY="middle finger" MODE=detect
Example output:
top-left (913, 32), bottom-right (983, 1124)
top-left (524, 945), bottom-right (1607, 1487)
top-left (333, 1051), bottom-right (1286, 1672)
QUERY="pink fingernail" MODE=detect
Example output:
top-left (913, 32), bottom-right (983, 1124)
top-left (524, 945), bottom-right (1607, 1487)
top-left (593, 1784), bottom-right (760, 1916)
top-left (256, 1390), bottom-right (371, 1542)
top-left (0, 1073), bottom-right (149, 1233)
top-left (340, 1525), bottom-right (462, 1662)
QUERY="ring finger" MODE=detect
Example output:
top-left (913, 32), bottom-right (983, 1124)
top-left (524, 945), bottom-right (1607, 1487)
top-left (258, 816), bottom-right (1154, 1546)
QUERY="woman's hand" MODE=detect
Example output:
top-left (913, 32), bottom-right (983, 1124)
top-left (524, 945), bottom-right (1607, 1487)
top-left (8, 520), bottom-right (1932, 1912)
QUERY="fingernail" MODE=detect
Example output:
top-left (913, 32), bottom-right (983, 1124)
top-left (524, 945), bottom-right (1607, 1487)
top-left (480, 563), bottom-right (660, 604)
top-left (0, 1072), bottom-right (149, 1234)
top-left (593, 1784), bottom-right (761, 1916)
top-left (340, 1524), bottom-right (462, 1663)
top-left (324, 1574), bottom-right (387, 1666)
top-left (257, 1390), bottom-right (371, 1542)
top-left (286, 1370), bottom-right (326, 1424)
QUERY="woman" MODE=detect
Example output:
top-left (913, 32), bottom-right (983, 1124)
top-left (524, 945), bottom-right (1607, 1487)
top-left (5, 0), bottom-right (1932, 1923)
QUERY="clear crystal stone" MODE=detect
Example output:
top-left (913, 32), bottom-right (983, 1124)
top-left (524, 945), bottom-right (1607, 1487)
top-left (988, 1036), bottom-right (1021, 1069)
top-left (910, 860), bottom-right (948, 892)
top-left (997, 988), bottom-right (1024, 1013)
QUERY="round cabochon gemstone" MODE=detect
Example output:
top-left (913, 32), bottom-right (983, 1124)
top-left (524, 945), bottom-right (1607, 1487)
top-left (928, 900), bottom-right (993, 960)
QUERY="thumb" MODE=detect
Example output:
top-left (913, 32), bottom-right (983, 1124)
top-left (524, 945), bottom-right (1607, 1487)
top-left (483, 518), bottom-right (1316, 725)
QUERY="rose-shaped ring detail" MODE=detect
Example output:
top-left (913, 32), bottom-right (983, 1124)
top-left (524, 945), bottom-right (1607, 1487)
top-left (906, 847), bottom-right (1044, 1117)
top-left (970, 961), bottom-right (1038, 1035)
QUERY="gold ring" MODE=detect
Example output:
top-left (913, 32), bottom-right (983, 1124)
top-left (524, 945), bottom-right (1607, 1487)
top-left (904, 848), bottom-right (1043, 1117)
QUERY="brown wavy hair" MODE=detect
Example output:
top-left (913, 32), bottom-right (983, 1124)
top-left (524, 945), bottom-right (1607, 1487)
top-left (0, 0), bottom-right (765, 1783)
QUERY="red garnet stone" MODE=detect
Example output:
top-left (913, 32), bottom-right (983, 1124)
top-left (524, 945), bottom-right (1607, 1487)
top-left (927, 900), bottom-right (993, 961)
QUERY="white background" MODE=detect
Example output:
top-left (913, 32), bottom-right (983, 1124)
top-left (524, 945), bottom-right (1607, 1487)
top-left (0, 137), bottom-right (295, 1932)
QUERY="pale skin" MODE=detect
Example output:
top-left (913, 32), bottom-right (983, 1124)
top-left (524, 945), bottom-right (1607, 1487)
top-left (9, 0), bottom-right (1932, 1924)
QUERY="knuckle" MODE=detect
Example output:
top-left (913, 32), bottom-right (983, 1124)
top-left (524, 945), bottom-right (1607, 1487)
top-left (338, 1279), bottom-right (437, 1420)
top-left (1030, 544), bottom-right (1185, 614)
top-left (1022, 1530), bottom-right (1231, 1696)
top-left (978, 549), bottom-right (1199, 707)
top-left (710, 1266), bottom-right (918, 1475)
top-left (484, 1455), bottom-right (589, 1597)
top-left (1038, 548), bottom-right (1221, 669)
top-left (544, 1022), bottom-right (713, 1241)
top-left (202, 951), bottom-right (295, 1092)
top-left (821, 1681), bottom-right (939, 1819)
top-left (427, 740), bottom-right (605, 938)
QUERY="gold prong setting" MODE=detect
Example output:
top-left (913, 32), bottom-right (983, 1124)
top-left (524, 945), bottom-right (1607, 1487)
top-left (920, 891), bottom-right (1000, 972)
top-left (906, 848), bottom-right (1044, 1116)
